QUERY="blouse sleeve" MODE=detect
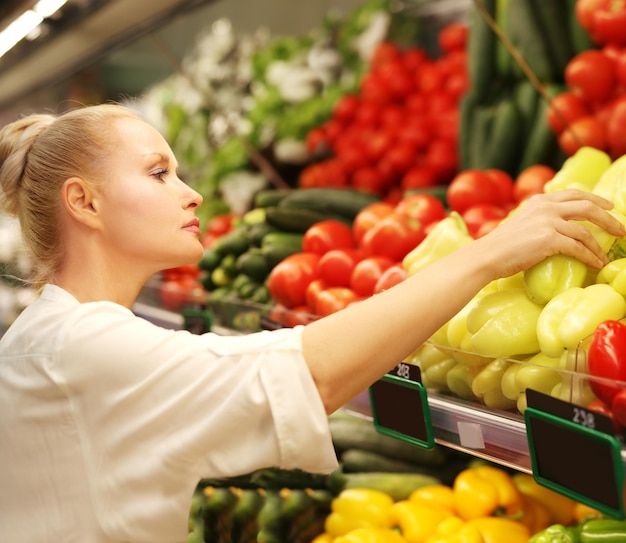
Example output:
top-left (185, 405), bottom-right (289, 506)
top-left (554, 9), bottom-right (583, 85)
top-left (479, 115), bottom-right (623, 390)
top-left (50, 302), bottom-right (338, 539)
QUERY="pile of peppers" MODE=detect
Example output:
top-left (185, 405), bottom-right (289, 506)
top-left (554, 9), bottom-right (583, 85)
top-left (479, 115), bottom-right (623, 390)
top-left (403, 146), bottom-right (626, 415)
top-left (529, 518), bottom-right (626, 543)
top-left (310, 464), bottom-right (595, 543)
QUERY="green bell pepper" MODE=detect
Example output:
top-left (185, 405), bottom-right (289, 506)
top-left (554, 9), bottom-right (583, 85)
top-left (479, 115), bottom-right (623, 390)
top-left (408, 344), bottom-right (456, 391)
top-left (537, 284), bottom-right (626, 358)
top-left (544, 146), bottom-right (611, 194)
top-left (466, 288), bottom-right (543, 358)
top-left (471, 357), bottom-right (517, 410)
top-left (523, 255), bottom-right (589, 305)
top-left (501, 352), bottom-right (563, 413)
top-left (594, 153), bottom-right (626, 216)
top-left (402, 211), bottom-right (472, 276)
top-left (596, 257), bottom-right (626, 297)
top-left (580, 518), bottom-right (626, 542)
top-left (528, 523), bottom-right (581, 543)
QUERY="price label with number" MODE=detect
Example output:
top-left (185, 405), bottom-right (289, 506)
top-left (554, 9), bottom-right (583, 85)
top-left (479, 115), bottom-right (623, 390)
top-left (524, 389), bottom-right (625, 519)
top-left (368, 363), bottom-right (434, 449)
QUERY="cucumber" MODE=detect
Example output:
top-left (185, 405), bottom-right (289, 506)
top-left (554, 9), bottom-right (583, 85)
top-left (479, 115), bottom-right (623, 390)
top-left (468, 104), bottom-right (497, 170)
top-left (566, 0), bottom-right (595, 55)
top-left (202, 486), bottom-right (238, 543)
top-left (261, 232), bottom-right (304, 267)
top-left (506, 0), bottom-right (554, 83)
top-left (254, 189), bottom-right (292, 208)
top-left (211, 227), bottom-right (250, 257)
top-left (518, 84), bottom-right (563, 171)
top-left (340, 448), bottom-right (443, 474)
top-left (514, 79), bottom-right (540, 141)
top-left (265, 206), bottom-right (346, 233)
top-left (459, 91), bottom-right (478, 171)
top-left (494, 0), bottom-right (513, 80)
top-left (328, 412), bottom-right (448, 466)
top-left (198, 247), bottom-right (223, 272)
top-left (528, 0), bottom-right (574, 78)
top-left (236, 249), bottom-right (271, 283)
top-left (467, 0), bottom-right (497, 101)
top-left (278, 188), bottom-right (379, 220)
top-left (483, 97), bottom-right (524, 175)
top-left (230, 489), bottom-right (265, 543)
top-left (248, 221), bottom-right (279, 247)
top-left (327, 470), bottom-right (441, 501)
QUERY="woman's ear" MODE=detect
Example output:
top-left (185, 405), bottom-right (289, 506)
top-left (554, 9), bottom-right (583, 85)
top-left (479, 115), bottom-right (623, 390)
top-left (61, 177), bottom-right (100, 228)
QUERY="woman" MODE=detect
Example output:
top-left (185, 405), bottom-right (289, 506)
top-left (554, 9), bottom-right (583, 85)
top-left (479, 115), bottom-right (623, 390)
top-left (0, 104), bottom-right (623, 542)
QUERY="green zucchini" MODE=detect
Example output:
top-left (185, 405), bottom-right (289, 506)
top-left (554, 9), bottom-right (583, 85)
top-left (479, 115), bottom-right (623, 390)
top-left (230, 489), bottom-right (265, 543)
top-left (328, 470), bottom-right (441, 501)
top-left (265, 206), bottom-right (347, 233)
top-left (467, 0), bottom-right (497, 101)
top-left (328, 412), bottom-right (448, 466)
top-left (278, 187), bottom-right (378, 220)
top-left (254, 189), bottom-right (292, 208)
top-left (340, 448), bottom-right (442, 474)
top-left (528, 0), bottom-right (574, 78)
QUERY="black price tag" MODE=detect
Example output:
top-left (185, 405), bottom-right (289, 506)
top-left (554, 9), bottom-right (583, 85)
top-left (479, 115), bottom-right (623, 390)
top-left (368, 362), bottom-right (434, 449)
top-left (182, 306), bottom-right (212, 335)
top-left (525, 389), bottom-right (625, 519)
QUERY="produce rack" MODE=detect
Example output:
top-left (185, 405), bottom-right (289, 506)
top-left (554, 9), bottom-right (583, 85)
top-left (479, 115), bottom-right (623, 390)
top-left (133, 285), bottom-right (626, 480)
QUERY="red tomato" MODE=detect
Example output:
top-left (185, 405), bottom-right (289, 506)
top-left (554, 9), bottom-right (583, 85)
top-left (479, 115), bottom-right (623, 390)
top-left (158, 275), bottom-right (204, 312)
top-left (267, 252), bottom-right (320, 308)
top-left (424, 139), bottom-right (458, 184)
top-left (461, 204), bottom-right (507, 238)
top-left (446, 169), bottom-right (503, 214)
top-left (377, 60), bottom-right (415, 100)
top-left (269, 303), bottom-right (317, 327)
top-left (606, 97), bottom-right (626, 158)
top-left (415, 62), bottom-right (444, 94)
top-left (558, 115), bottom-right (607, 156)
top-left (380, 143), bottom-right (419, 177)
top-left (576, 0), bottom-right (604, 34)
top-left (316, 248), bottom-right (364, 287)
top-left (514, 165), bottom-right (555, 202)
top-left (565, 50), bottom-right (616, 104)
top-left (302, 220), bottom-right (355, 255)
top-left (485, 169), bottom-right (515, 205)
top-left (373, 264), bottom-right (408, 294)
top-left (397, 119), bottom-right (431, 150)
top-left (614, 48), bottom-right (626, 88)
top-left (438, 22), bottom-right (468, 53)
top-left (306, 127), bottom-right (328, 155)
top-left (546, 92), bottom-right (590, 135)
top-left (475, 219), bottom-right (502, 238)
top-left (305, 279), bottom-right (327, 314)
top-left (361, 213), bottom-right (426, 261)
top-left (315, 287), bottom-right (361, 317)
top-left (205, 213), bottom-right (238, 237)
top-left (593, 0), bottom-right (626, 47)
top-left (351, 166), bottom-right (388, 196)
top-left (352, 201), bottom-right (396, 246)
top-left (370, 41), bottom-right (402, 70)
top-left (333, 94), bottom-right (360, 123)
top-left (365, 129), bottom-right (396, 161)
top-left (402, 48), bottom-right (428, 73)
top-left (401, 166), bottom-right (438, 191)
top-left (350, 256), bottom-right (396, 297)
top-left (395, 193), bottom-right (446, 227)
top-left (360, 73), bottom-right (394, 105)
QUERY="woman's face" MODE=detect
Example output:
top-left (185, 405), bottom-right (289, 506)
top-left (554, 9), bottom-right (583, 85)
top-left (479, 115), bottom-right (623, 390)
top-left (95, 116), bottom-right (204, 273)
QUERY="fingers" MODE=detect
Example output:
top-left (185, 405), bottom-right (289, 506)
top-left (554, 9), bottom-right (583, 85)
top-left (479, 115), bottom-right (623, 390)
top-left (555, 220), bottom-right (608, 268)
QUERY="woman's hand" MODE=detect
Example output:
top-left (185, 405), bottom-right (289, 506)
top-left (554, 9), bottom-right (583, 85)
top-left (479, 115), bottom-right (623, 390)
top-left (476, 189), bottom-right (626, 279)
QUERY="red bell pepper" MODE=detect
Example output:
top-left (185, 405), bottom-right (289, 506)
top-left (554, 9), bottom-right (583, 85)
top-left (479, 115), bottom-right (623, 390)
top-left (611, 389), bottom-right (626, 428)
top-left (587, 320), bottom-right (626, 406)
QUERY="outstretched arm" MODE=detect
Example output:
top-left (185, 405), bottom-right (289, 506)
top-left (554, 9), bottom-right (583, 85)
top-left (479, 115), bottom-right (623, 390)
top-left (302, 190), bottom-right (626, 413)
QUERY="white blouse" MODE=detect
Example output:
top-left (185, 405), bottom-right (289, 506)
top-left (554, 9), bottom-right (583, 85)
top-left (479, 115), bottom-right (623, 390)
top-left (0, 284), bottom-right (337, 543)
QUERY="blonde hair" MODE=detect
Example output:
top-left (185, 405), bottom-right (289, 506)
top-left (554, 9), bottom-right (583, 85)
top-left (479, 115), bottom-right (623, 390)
top-left (0, 103), bottom-right (140, 285)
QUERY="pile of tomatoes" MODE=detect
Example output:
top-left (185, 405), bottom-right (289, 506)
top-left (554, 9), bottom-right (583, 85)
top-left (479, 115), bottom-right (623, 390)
top-left (267, 192), bottom-right (448, 324)
top-left (547, 0), bottom-right (626, 159)
top-left (300, 22), bottom-right (469, 203)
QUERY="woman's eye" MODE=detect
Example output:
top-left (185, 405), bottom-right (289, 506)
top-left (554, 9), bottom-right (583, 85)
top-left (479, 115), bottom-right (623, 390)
top-left (152, 168), bottom-right (169, 181)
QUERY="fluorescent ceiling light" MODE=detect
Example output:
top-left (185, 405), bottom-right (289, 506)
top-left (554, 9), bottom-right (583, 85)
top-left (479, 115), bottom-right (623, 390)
top-left (35, 0), bottom-right (68, 18)
top-left (0, 0), bottom-right (68, 59)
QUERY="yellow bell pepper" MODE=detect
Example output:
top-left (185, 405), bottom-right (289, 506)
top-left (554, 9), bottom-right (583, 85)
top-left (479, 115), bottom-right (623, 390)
top-left (409, 485), bottom-right (456, 514)
top-left (512, 473), bottom-right (576, 526)
top-left (325, 488), bottom-right (395, 537)
top-left (311, 534), bottom-right (336, 543)
top-left (333, 528), bottom-right (407, 543)
top-left (536, 283), bottom-right (626, 358)
top-left (403, 212), bottom-right (472, 276)
top-left (425, 517), bottom-right (530, 543)
top-left (596, 257), bottom-right (626, 297)
top-left (465, 288), bottom-right (543, 358)
top-left (544, 146), bottom-right (611, 193)
top-left (517, 494), bottom-right (552, 534)
top-left (445, 362), bottom-right (480, 401)
top-left (390, 500), bottom-right (456, 543)
top-left (452, 465), bottom-right (523, 521)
